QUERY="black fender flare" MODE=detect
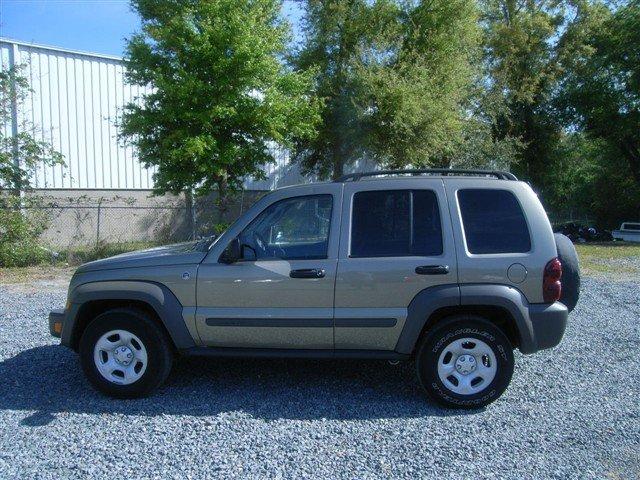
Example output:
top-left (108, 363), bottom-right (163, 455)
top-left (62, 281), bottom-right (196, 350)
top-left (394, 284), bottom-right (460, 354)
top-left (395, 284), bottom-right (542, 355)
top-left (458, 284), bottom-right (536, 353)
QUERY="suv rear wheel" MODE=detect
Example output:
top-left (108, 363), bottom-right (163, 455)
top-left (79, 308), bottom-right (173, 398)
top-left (416, 315), bottom-right (514, 408)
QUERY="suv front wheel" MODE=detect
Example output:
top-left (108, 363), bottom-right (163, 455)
top-left (79, 308), bottom-right (173, 398)
top-left (416, 315), bottom-right (514, 408)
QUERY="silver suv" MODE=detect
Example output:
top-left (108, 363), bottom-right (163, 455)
top-left (49, 169), bottom-right (580, 408)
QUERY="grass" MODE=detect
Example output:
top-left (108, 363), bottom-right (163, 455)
top-left (58, 241), bottom-right (157, 265)
top-left (0, 241), bottom-right (157, 285)
top-left (0, 265), bottom-right (76, 285)
top-left (575, 242), bottom-right (640, 279)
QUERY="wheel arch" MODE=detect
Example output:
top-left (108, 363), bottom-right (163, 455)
top-left (64, 281), bottom-right (196, 352)
top-left (395, 284), bottom-right (536, 354)
top-left (413, 305), bottom-right (520, 353)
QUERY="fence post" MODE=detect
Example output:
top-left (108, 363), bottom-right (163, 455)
top-left (192, 191), bottom-right (197, 239)
top-left (239, 189), bottom-right (245, 216)
top-left (96, 198), bottom-right (102, 246)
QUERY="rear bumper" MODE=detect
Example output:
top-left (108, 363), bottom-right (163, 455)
top-left (49, 309), bottom-right (65, 338)
top-left (526, 301), bottom-right (568, 352)
top-left (457, 285), bottom-right (569, 355)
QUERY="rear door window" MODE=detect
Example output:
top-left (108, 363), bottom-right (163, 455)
top-left (458, 189), bottom-right (531, 254)
top-left (350, 190), bottom-right (443, 257)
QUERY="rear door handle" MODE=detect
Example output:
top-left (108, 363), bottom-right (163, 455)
top-left (415, 265), bottom-right (449, 275)
top-left (290, 268), bottom-right (326, 279)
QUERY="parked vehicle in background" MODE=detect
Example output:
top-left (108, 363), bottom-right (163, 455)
top-left (555, 222), bottom-right (613, 243)
top-left (49, 169), bottom-right (580, 408)
top-left (612, 222), bottom-right (640, 243)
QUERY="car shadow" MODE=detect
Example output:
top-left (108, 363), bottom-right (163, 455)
top-left (0, 345), bottom-right (479, 425)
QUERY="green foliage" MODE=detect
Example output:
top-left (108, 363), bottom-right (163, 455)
top-left (543, 134), bottom-right (640, 228)
top-left (363, 0), bottom-right (482, 170)
top-left (60, 241), bottom-right (158, 266)
top-left (0, 197), bottom-right (52, 267)
top-left (450, 86), bottom-right (522, 169)
top-left (0, 67), bottom-right (63, 266)
top-left (557, 0), bottom-right (640, 186)
top-left (481, 0), bottom-right (566, 186)
top-left (0, 67), bottom-right (64, 191)
top-left (211, 222), bottom-right (230, 235)
top-left (294, 0), bottom-right (483, 179)
top-left (479, 0), bottom-right (639, 226)
top-left (121, 0), bottom-right (321, 198)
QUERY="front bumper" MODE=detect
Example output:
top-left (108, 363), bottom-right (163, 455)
top-left (49, 309), bottom-right (65, 338)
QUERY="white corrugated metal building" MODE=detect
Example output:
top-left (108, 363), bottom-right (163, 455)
top-left (0, 37), bottom-right (305, 192)
top-left (1, 38), bottom-right (322, 246)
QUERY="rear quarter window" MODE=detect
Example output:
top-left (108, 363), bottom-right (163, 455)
top-left (458, 189), bottom-right (531, 254)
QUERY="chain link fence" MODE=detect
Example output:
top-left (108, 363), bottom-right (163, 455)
top-left (11, 190), bottom-right (267, 251)
top-left (4, 190), bottom-right (603, 258)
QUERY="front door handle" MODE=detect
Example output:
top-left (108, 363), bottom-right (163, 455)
top-left (415, 265), bottom-right (450, 275)
top-left (290, 268), bottom-right (326, 279)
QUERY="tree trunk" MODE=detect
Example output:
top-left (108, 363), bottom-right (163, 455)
top-left (184, 190), bottom-right (196, 240)
top-left (216, 177), bottom-right (230, 225)
top-left (331, 145), bottom-right (344, 181)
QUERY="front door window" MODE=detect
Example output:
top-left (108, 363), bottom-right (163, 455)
top-left (238, 194), bottom-right (333, 261)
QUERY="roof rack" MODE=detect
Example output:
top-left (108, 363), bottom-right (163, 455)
top-left (336, 168), bottom-right (518, 182)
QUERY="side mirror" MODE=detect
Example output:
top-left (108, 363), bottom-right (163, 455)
top-left (220, 238), bottom-right (241, 264)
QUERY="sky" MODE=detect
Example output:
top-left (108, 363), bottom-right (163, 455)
top-left (0, 0), bottom-right (304, 58)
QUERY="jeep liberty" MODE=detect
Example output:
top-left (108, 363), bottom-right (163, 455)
top-left (49, 169), bottom-right (580, 408)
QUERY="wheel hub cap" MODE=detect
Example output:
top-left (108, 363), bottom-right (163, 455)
top-left (93, 329), bottom-right (148, 385)
top-left (436, 337), bottom-right (498, 396)
top-left (113, 345), bottom-right (134, 365)
top-left (455, 354), bottom-right (477, 375)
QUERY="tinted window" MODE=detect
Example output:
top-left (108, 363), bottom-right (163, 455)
top-left (351, 190), bottom-right (443, 257)
top-left (239, 195), bottom-right (332, 260)
top-left (458, 189), bottom-right (531, 254)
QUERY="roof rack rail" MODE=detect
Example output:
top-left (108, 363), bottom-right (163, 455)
top-left (336, 168), bottom-right (518, 182)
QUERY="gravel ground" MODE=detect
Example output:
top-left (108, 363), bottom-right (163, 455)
top-left (0, 278), bottom-right (638, 479)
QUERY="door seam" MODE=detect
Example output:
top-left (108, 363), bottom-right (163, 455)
top-left (442, 179), bottom-right (461, 289)
top-left (332, 183), bottom-right (345, 349)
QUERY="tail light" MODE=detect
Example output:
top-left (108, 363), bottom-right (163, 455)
top-left (543, 257), bottom-right (562, 303)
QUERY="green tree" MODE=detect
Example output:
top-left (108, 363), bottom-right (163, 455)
top-left (449, 83), bottom-right (522, 170)
top-left (121, 0), bottom-right (321, 207)
top-left (0, 66), bottom-right (64, 266)
top-left (294, 0), bottom-right (481, 180)
top-left (544, 133), bottom-right (640, 227)
top-left (481, 0), bottom-right (565, 190)
top-left (558, 0), bottom-right (640, 186)
top-left (0, 67), bottom-right (63, 192)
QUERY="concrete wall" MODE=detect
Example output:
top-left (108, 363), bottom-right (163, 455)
top-left (15, 189), bottom-right (267, 248)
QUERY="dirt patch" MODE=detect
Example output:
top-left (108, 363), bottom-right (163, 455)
top-left (0, 266), bottom-right (74, 292)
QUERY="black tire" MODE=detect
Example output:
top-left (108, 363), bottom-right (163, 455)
top-left (554, 233), bottom-right (581, 312)
top-left (79, 308), bottom-right (173, 398)
top-left (416, 315), bottom-right (514, 409)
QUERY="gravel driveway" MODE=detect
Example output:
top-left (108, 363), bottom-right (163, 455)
top-left (0, 278), bottom-right (638, 479)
